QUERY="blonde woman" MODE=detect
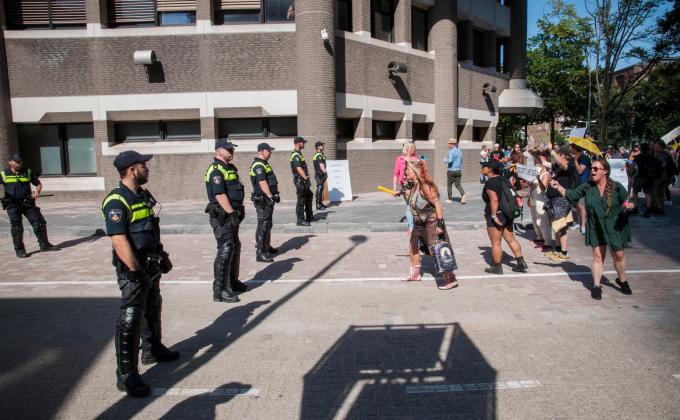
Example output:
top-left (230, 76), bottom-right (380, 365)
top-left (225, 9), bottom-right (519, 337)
top-left (403, 159), bottom-right (458, 290)
top-left (393, 142), bottom-right (418, 229)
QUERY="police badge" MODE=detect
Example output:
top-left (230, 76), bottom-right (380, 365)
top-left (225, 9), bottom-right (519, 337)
top-left (108, 208), bottom-right (122, 223)
top-left (213, 175), bottom-right (221, 184)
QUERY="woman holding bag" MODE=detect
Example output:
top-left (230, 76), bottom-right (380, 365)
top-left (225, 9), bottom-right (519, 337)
top-left (403, 159), bottom-right (458, 290)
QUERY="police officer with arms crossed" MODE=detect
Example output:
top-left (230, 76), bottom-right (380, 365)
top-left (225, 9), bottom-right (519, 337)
top-left (205, 138), bottom-right (248, 303)
top-left (101, 151), bottom-right (179, 398)
top-left (1, 153), bottom-right (56, 257)
top-left (312, 141), bottom-right (328, 210)
top-left (291, 136), bottom-right (313, 226)
top-left (250, 143), bottom-right (280, 263)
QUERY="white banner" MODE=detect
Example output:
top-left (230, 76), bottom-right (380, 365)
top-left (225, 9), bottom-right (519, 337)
top-left (515, 164), bottom-right (538, 182)
top-left (608, 159), bottom-right (628, 191)
top-left (326, 160), bottom-right (353, 202)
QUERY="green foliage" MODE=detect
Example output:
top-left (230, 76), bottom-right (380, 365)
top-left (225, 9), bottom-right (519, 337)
top-left (497, 116), bottom-right (525, 147)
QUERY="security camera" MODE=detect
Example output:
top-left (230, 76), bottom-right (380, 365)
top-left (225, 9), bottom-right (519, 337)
top-left (388, 61), bottom-right (408, 75)
top-left (482, 82), bottom-right (497, 93)
top-left (134, 50), bottom-right (157, 65)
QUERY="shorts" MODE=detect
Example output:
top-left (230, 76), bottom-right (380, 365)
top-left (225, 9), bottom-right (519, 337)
top-left (409, 218), bottom-right (451, 254)
top-left (484, 213), bottom-right (513, 231)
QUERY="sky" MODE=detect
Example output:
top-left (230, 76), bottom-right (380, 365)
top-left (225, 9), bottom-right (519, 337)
top-left (527, 0), bottom-right (673, 69)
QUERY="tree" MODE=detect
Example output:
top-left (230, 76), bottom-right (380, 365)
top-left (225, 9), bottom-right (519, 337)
top-left (658, 0), bottom-right (680, 53)
top-left (527, 0), bottom-right (591, 142)
top-left (585, 0), bottom-right (669, 144)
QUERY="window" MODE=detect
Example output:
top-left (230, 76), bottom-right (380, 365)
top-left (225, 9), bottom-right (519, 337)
top-left (372, 120), bottom-right (396, 140)
top-left (5, 0), bottom-right (86, 29)
top-left (473, 29), bottom-right (484, 67)
top-left (336, 0), bottom-right (352, 32)
top-left (108, 0), bottom-right (196, 27)
top-left (473, 126), bottom-right (488, 142)
top-left (496, 38), bottom-right (508, 73)
top-left (215, 0), bottom-right (295, 24)
top-left (217, 117), bottom-right (298, 138)
top-left (411, 7), bottom-right (428, 51)
top-left (17, 124), bottom-right (95, 176)
top-left (114, 120), bottom-right (200, 142)
top-left (371, 0), bottom-right (394, 43)
top-left (337, 119), bottom-right (356, 139)
top-left (412, 123), bottom-right (431, 141)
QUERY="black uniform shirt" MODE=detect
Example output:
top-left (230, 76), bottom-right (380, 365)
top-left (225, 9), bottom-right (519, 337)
top-left (102, 182), bottom-right (146, 236)
top-left (290, 149), bottom-right (308, 176)
top-left (312, 151), bottom-right (326, 174)
top-left (250, 157), bottom-right (275, 194)
top-left (1, 167), bottom-right (39, 199)
top-left (205, 159), bottom-right (244, 207)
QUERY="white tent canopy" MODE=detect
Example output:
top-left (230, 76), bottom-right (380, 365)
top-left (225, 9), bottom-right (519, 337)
top-left (662, 126), bottom-right (680, 143)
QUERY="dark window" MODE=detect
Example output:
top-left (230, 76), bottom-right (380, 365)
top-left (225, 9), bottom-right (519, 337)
top-left (411, 7), bottom-right (428, 51)
top-left (264, 0), bottom-right (295, 22)
top-left (218, 117), bottom-right (298, 138)
top-left (337, 119), bottom-right (357, 139)
top-left (372, 120), bottom-right (396, 140)
top-left (108, 0), bottom-right (196, 27)
top-left (5, 0), bottom-right (87, 29)
top-left (457, 24), bottom-right (464, 61)
top-left (336, 0), bottom-right (352, 32)
top-left (17, 123), bottom-right (96, 176)
top-left (473, 29), bottom-right (484, 67)
top-left (158, 11), bottom-right (196, 25)
top-left (412, 123), bottom-right (431, 141)
top-left (114, 120), bottom-right (200, 142)
top-left (215, 0), bottom-right (295, 24)
top-left (371, 0), bottom-right (394, 43)
top-left (473, 126), bottom-right (488, 142)
top-left (216, 9), bottom-right (261, 24)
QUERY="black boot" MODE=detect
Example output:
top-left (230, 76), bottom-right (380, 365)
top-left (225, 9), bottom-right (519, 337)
top-left (213, 244), bottom-right (240, 303)
top-left (255, 226), bottom-right (273, 262)
top-left (12, 231), bottom-right (28, 258)
top-left (141, 304), bottom-right (180, 365)
top-left (36, 228), bottom-right (57, 251)
top-left (256, 251), bottom-right (274, 262)
top-left (142, 342), bottom-right (180, 365)
top-left (512, 257), bottom-right (528, 273)
top-left (229, 248), bottom-right (248, 293)
top-left (484, 263), bottom-right (503, 275)
top-left (115, 308), bottom-right (150, 398)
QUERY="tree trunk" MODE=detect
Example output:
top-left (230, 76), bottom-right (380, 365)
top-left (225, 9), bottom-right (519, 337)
top-left (549, 115), bottom-right (555, 143)
top-left (599, 104), bottom-right (608, 146)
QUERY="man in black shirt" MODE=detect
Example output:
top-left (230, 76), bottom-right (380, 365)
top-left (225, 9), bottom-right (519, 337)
top-left (312, 141), bottom-right (328, 210)
top-left (545, 146), bottom-right (576, 261)
top-left (249, 143), bottom-right (280, 262)
top-left (290, 136), bottom-right (313, 226)
top-left (0, 153), bottom-right (56, 257)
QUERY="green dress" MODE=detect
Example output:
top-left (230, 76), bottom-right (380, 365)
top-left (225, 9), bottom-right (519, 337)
top-left (565, 181), bottom-right (631, 250)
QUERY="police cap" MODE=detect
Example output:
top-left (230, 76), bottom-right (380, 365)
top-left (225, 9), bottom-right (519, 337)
top-left (314, 141), bottom-right (325, 148)
top-left (294, 136), bottom-right (306, 144)
top-left (113, 150), bottom-right (153, 172)
top-left (215, 138), bottom-right (238, 150)
top-left (258, 143), bottom-right (275, 152)
top-left (8, 153), bottom-right (22, 163)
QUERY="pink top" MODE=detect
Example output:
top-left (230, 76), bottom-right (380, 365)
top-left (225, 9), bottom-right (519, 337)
top-left (393, 155), bottom-right (408, 185)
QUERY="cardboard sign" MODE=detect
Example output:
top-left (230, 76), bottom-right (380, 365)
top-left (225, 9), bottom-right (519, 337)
top-left (515, 164), bottom-right (539, 182)
top-left (608, 159), bottom-right (628, 191)
top-left (326, 160), bottom-right (353, 202)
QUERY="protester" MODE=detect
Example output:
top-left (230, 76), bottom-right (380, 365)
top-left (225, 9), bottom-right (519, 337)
top-left (479, 145), bottom-right (490, 183)
top-left (393, 142), bottom-right (418, 229)
top-left (570, 144), bottom-right (591, 235)
top-left (544, 145), bottom-right (576, 261)
top-left (509, 143), bottom-right (525, 165)
top-left (403, 159), bottom-right (458, 290)
top-left (634, 143), bottom-right (662, 218)
top-left (528, 151), bottom-right (553, 251)
top-left (550, 158), bottom-right (635, 300)
top-left (480, 159), bottom-right (528, 274)
top-left (653, 141), bottom-right (677, 211)
top-left (443, 138), bottom-right (467, 204)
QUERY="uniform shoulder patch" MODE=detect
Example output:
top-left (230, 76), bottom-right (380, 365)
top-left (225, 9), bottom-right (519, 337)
top-left (108, 208), bottom-right (123, 223)
top-left (213, 175), bottom-right (222, 184)
top-left (255, 167), bottom-right (264, 175)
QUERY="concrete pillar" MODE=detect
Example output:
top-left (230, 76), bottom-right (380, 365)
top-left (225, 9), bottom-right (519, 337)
top-left (352, 0), bottom-right (370, 34)
top-left (394, 0), bottom-right (411, 46)
top-left (355, 116), bottom-right (372, 140)
top-left (296, 0), bottom-right (337, 159)
top-left (458, 20), bottom-right (473, 63)
top-left (0, 2), bottom-right (17, 161)
top-left (483, 30), bottom-right (497, 70)
top-left (431, 0), bottom-right (457, 188)
top-left (197, 0), bottom-right (215, 24)
top-left (508, 0), bottom-right (527, 81)
top-left (86, 0), bottom-right (108, 27)
top-left (201, 117), bottom-right (216, 140)
top-left (396, 118), bottom-right (412, 141)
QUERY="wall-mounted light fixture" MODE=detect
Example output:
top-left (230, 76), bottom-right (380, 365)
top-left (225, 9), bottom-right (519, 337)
top-left (321, 28), bottom-right (329, 42)
top-left (134, 50), bottom-right (157, 65)
top-left (388, 61), bottom-right (408, 76)
top-left (483, 82), bottom-right (497, 94)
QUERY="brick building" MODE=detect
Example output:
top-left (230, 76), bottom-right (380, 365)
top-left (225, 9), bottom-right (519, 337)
top-left (0, 0), bottom-right (541, 201)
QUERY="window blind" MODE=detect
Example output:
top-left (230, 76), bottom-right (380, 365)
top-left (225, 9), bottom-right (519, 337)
top-left (157, 0), bottom-right (196, 12)
top-left (215, 0), bottom-right (260, 11)
top-left (108, 0), bottom-right (156, 24)
top-left (4, 0), bottom-right (85, 27)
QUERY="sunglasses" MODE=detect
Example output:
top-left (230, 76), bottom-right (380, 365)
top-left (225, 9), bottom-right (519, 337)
top-left (591, 167), bottom-right (605, 172)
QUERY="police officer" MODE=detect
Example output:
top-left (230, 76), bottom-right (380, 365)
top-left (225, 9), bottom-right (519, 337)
top-left (290, 136), bottom-right (313, 226)
top-left (205, 138), bottom-right (247, 303)
top-left (249, 143), bottom-right (280, 263)
top-left (101, 151), bottom-right (179, 398)
top-left (312, 141), bottom-right (328, 210)
top-left (0, 153), bottom-right (55, 257)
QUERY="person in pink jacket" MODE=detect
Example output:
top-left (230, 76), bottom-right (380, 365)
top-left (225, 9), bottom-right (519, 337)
top-left (392, 142), bottom-right (418, 229)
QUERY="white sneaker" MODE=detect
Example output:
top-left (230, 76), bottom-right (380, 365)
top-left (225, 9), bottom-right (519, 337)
top-left (461, 195), bottom-right (467, 204)
top-left (445, 199), bottom-right (452, 203)
top-left (569, 224), bottom-right (580, 231)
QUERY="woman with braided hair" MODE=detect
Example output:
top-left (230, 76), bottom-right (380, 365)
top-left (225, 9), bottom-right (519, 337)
top-left (550, 158), bottom-right (635, 300)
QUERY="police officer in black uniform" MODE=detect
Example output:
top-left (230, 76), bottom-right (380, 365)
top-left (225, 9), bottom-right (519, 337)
top-left (1, 153), bottom-right (55, 258)
top-left (312, 141), bottom-right (328, 210)
top-left (290, 136), bottom-right (313, 226)
top-left (249, 143), bottom-right (280, 263)
top-left (205, 138), bottom-right (247, 303)
top-left (101, 151), bottom-right (179, 398)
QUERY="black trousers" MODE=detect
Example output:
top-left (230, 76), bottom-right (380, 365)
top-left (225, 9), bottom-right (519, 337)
top-left (115, 264), bottom-right (163, 374)
top-left (315, 173), bottom-right (327, 206)
top-left (254, 200), bottom-right (274, 252)
top-left (209, 213), bottom-right (241, 294)
top-left (294, 176), bottom-right (313, 221)
top-left (6, 200), bottom-right (47, 250)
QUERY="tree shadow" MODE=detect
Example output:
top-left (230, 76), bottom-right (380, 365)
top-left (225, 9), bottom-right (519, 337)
top-left (300, 323), bottom-right (496, 419)
top-left (157, 382), bottom-right (251, 419)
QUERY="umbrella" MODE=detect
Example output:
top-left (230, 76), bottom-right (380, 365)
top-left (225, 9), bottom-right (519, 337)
top-left (568, 137), bottom-right (602, 156)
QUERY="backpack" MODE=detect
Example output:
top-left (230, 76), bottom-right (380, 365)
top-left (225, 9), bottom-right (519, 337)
top-left (499, 177), bottom-right (522, 220)
top-left (662, 152), bottom-right (679, 176)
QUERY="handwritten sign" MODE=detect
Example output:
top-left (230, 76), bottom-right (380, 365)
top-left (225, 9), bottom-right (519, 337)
top-left (515, 164), bottom-right (539, 182)
top-left (326, 160), bottom-right (353, 202)
top-left (608, 159), bottom-right (628, 191)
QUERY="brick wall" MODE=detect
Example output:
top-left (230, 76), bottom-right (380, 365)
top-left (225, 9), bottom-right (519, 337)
top-left (5, 33), bottom-right (297, 97)
top-left (458, 66), bottom-right (509, 111)
top-left (0, 5), bottom-right (17, 161)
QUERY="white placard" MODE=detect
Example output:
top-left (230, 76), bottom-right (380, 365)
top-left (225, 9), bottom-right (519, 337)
top-left (569, 127), bottom-right (586, 138)
top-left (515, 164), bottom-right (538, 182)
top-left (608, 159), bottom-right (628, 191)
top-left (326, 160), bottom-right (353, 202)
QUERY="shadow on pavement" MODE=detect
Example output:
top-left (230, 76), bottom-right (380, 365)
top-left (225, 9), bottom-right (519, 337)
top-left (0, 297), bottom-right (118, 419)
top-left (158, 382), bottom-right (251, 419)
top-left (246, 257), bottom-right (302, 291)
top-left (55, 233), bottom-right (104, 250)
top-left (300, 323), bottom-right (496, 419)
top-left (275, 234), bottom-right (315, 255)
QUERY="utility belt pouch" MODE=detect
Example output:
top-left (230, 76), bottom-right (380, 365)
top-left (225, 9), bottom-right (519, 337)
top-left (251, 193), bottom-right (264, 204)
top-left (160, 250), bottom-right (173, 274)
top-left (146, 253), bottom-right (163, 277)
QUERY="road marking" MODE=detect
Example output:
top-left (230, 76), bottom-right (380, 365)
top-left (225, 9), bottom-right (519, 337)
top-left (406, 380), bottom-right (541, 394)
top-left (152, 387), bottom-right (259, 396)
top-left (1, 269), bottom-right (679, 287)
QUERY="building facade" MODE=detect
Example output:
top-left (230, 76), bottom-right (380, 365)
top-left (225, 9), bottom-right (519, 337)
top-left (0, 0), bottom-right (541, 201)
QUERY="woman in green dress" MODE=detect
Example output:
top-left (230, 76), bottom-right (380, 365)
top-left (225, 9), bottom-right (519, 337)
top-left (550, 158), bottom-right (635, 300)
